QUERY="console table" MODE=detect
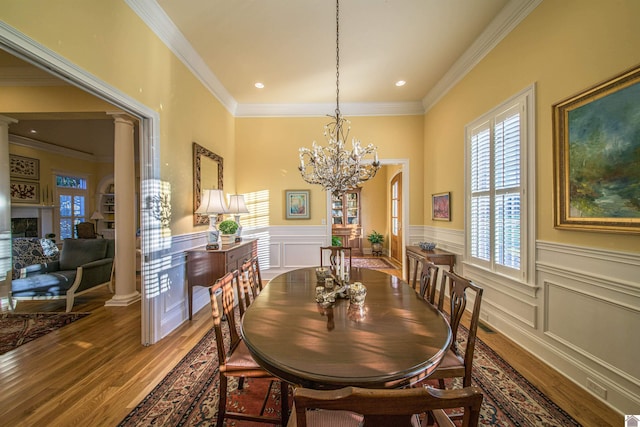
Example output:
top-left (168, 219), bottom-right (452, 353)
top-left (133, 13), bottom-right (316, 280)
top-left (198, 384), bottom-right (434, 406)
top-left (405, 245), bottom-right (456, 292)
top-left (185, 239), bottom-right (257, 319)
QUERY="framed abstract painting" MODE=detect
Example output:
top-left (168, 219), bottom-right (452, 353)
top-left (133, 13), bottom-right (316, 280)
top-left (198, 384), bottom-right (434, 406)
top-left (553, 65), bottom-right (640, 233)
top-left (432, 192), bottom-right (450, 221)
top-left (285, 190), bottom-right (310, 219)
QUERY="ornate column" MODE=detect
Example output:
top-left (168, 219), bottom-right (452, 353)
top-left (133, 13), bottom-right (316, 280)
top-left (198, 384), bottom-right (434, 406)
top-left (0, 116), bottom-right (18, 285)
top-left (105, 113), bottom-right (140, 307)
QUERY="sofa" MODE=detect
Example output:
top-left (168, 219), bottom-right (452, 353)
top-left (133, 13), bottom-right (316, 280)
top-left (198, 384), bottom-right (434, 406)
top-left (8, 237), bottom-right (115, 312)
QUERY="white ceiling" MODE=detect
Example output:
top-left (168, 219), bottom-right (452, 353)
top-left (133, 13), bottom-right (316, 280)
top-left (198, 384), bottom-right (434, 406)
top-left (1, 0), bottom-right (538, 155)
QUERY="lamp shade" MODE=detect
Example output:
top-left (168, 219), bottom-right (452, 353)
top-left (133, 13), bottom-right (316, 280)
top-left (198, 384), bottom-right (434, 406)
top-left (227, 194), bottom-right (249, 214)
top-left (90, 211), bottom-right (104, 220)
top-left (196, 189), bottom-right (229, 214)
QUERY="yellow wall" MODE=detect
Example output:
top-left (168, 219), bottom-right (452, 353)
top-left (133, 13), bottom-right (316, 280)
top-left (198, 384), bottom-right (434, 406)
top-left (424, 0), bottom-right (640, 252)
top-left (360, 166), bottom-right (387, 250)
top-left (1, 0), bottom-right (235, 237)
top-left (235, 115), bottom-right (423, 226)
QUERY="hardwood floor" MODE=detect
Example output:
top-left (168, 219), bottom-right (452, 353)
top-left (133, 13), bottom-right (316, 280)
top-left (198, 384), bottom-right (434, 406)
top-left (0, 264), bottom-right (622, 426)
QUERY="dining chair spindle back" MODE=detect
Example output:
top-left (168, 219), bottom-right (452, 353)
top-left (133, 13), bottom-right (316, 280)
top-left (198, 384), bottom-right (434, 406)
top-left (419, 261), bottom-right (440, 306)
top-left (320, 246), bottom-right (352, 270)
top-left (208, 271), bottom-right (289, 427)
top-left (432, 270), bottom-right (484, 388)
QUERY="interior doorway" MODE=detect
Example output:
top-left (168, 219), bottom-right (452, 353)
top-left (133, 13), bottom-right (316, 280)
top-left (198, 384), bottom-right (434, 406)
top-left (390, 172), bottom-right (403, 263)
top-left (0, 27), bottom-right (160, 344)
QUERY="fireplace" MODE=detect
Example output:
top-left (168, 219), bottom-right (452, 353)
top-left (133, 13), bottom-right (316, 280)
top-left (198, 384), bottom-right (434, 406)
top-left (11, 217), bottom-right (39, 237)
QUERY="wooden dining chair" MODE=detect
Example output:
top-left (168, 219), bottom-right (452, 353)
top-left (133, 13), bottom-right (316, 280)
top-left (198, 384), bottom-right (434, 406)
top-left (209, 271), bottom-right (289, 427)
top-left (320, 246), bottom-right (352, 270)
top-left (238, 258), bottom-right (260, 315)
top-left (419, 261), bottom-right (440, 305)
top-left (431, 270), bottom-right (484, 388)
top-left (250, 255), bottom-right (265, 293)
top-left (287, 385), bottom-right (483, 427)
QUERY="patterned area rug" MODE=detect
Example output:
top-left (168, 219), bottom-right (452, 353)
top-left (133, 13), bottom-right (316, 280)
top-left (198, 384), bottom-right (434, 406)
top-left (0, 312), bottom-right (90, 355)
top-left (351, 257), bottom-right (396, 269)
top-left (119, 318), bottom-right (580, 426)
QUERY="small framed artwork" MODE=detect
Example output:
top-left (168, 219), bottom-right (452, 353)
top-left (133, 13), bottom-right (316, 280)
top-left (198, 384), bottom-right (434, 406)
top-left (9, 154), bottom-right (39, 180)
top-left (10, 180), bottom-right (40, 204)
top-left (432, 192), bottom-right (450, 221)
top-left (285, 190), bottom-right (310, 219)
top-left (553, 65), bottom-right (640, 233)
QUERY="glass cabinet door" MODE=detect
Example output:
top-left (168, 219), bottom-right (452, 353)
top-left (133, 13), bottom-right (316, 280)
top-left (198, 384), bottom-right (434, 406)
top-left (332, 195), bottom-right (343, 225)
top-left (346, 192), bottom-right (359, 225)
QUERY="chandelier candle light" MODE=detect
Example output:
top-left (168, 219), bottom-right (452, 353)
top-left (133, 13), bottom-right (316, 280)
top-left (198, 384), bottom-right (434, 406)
top-left (195, 189), bottom-right (228, 249)
top-left (299, 0), bottom-right (380, 197)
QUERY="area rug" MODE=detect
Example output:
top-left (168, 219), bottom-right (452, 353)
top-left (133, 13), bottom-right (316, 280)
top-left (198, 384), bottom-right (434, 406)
top-left (0, 312), bottom-right (90, 355)
top-left (351, 257), bottom-right (396, 269)
top-left (119, 321), bottom-right (580, 426)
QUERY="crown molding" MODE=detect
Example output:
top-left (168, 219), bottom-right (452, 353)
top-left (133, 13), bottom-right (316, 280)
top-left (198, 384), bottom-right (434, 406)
top-left (125, 0), bottom-right (237, 115)
top-left (235, 101), bottom-right (425, 118)
top-left (9, 133), bottom-right (112, 163)
top-left (422, 0), bottom-right (542, 112)
top-left (128, 0), bottom-right (541, 118)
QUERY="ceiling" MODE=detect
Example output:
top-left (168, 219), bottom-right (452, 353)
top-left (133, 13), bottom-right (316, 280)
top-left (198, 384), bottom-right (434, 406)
top-left (2, 0), bottom-right (534, 155)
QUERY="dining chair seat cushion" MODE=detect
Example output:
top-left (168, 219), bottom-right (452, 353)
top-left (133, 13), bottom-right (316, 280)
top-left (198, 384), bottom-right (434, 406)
top-left (436, 348), bottom-right (464, 370)
top-left (286, 407), bottom-right (425, 427)
top-left (286, 405), bottom-right (365, 427)
top-left (222, 340), bottom-right (262, 372)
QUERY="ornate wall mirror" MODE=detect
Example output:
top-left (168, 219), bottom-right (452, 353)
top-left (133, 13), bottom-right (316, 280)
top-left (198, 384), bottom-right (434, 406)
top-left (193, 142), bottom-right (223, 225)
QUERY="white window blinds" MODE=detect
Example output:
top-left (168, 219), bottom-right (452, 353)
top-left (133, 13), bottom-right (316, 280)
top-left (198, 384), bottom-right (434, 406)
top-left (467, 89), bottom-right (532, 280)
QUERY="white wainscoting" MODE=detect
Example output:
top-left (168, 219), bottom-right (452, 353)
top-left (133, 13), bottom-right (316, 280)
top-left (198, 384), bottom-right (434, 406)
top-left (160, 226), bottom-right (640, 415)
top-left (467, 240), bottom-right (640, 415)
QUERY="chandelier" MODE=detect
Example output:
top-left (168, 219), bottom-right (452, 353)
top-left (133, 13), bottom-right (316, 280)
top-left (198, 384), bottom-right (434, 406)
top-left (298, 0), bottom-right (380, 197)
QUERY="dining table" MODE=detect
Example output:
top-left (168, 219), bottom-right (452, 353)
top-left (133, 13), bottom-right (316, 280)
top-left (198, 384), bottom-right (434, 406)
top-left (240, 267), bottom-right (452, 390)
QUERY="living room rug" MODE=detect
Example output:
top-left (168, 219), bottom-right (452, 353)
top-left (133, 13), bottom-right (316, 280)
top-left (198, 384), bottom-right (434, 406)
top-left (0, 312), bottom-right (90, 355)
top-left (119, 321), bottom-right (580, 426)
top-left (351, 257), bottom-right (396, 269)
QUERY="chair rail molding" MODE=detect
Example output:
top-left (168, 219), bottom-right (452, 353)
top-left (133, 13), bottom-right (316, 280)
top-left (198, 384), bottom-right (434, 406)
top-left (477, 239), bottom-right (639, 415)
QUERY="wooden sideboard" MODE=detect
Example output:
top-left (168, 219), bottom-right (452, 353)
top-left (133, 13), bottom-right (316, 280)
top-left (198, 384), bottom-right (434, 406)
top-left (185, 239), bottom-right (257, 319)
top-left (405, 245), bottom-right (456, 292)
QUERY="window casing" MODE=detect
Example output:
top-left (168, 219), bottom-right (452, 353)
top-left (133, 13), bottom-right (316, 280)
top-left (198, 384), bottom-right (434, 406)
top-left (56, 174), bottom-right (88, 239)
top-left (465, 86), bottom-right (534, 282)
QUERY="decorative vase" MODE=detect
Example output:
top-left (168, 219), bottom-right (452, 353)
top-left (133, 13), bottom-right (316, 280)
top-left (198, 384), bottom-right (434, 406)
top-left (371, 242), bottom-right (383, 256)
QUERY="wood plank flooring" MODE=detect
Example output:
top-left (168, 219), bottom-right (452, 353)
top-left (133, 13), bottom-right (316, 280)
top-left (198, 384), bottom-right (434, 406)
top-left (0, 263), bottom-right (623, 426)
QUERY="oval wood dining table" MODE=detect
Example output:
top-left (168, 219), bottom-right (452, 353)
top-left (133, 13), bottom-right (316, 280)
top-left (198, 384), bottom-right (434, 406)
top-left (240, 267), bottom-right (452, 390)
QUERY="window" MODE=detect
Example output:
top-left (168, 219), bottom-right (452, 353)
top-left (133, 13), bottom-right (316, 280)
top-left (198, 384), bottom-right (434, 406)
top-left (56, 174), bottom-right (88, 239)
top-left (466, 86), bottom-right (534, 282)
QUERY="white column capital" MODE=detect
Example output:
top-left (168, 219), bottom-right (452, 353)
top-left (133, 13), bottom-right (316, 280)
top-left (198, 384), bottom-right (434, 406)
top-left (106, 111), bottom-right (137, 127)
top-left (0, 115), bottom-right (18, 126)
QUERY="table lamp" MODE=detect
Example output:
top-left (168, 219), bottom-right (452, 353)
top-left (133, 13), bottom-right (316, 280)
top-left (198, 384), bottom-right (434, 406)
top-left (195, 189), bottom-right (229, 249)
top-left (227, 194), bottom-right (249, 237)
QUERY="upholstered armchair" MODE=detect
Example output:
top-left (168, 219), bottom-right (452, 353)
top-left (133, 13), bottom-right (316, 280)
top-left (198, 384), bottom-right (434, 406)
top-left (9, 238), bottom-right (115, 312)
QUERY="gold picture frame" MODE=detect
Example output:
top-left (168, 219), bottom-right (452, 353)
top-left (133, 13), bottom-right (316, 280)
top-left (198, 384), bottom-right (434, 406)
top-left (553, 65), bottom-right (640, 233)
top-left (432, 192), bottom-right (450, 221)
top-left (193, 142), bottom-right (224, 226)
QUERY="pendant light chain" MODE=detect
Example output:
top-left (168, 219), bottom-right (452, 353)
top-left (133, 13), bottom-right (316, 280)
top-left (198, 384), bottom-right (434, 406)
top-left (298, 0), bottom-right (380, 197)
top-left (335, 0), bottom-right (340, 118)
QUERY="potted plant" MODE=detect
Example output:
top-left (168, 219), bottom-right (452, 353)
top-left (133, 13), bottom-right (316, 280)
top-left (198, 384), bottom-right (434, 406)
top-left (367, 230), bottom-right (384, 256)
top-left (218, 219), bottom-right (239, 245)
top-left (331, 235), bottom-right (342, 246)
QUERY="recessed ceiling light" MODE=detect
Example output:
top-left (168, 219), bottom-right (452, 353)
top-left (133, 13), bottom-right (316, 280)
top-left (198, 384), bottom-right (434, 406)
top-left (29, 129), bottom-right (37, 134)
top-left (255, 82), bottom-right (265, 89)
top-left (395, 80), bottom-right (406, 87)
